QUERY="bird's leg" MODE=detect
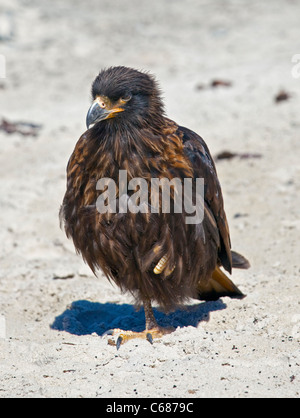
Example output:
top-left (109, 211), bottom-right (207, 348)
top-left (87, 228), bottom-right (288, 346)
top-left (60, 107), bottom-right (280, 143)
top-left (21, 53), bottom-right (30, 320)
top-left (143, 296), bottom-right (158, 330)
top-left (105, 297), bottom-right (174, 349)
top-left (142, 297), bottom-right (175, 345)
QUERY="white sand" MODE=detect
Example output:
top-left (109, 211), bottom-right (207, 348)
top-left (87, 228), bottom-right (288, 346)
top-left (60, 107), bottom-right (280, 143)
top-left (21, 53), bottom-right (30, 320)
top-left (0, 0), bottom-right (299, 398)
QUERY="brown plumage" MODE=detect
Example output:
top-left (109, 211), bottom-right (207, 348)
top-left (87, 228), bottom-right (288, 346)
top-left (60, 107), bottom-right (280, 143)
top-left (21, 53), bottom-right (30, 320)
top-left (60, 66), bottom-right (250, 347)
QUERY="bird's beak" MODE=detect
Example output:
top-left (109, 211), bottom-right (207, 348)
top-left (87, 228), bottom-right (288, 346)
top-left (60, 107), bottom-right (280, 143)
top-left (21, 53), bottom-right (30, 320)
top-left (86, 98), bottom-right (125, 129)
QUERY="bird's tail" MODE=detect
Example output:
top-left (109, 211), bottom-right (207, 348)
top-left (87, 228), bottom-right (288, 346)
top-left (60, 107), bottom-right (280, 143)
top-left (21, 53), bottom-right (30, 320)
top-left (197, 250), bottom-right (250, 301)
top-left (231, 250), bottom-right (250, 270)
top-left (197, 266), bottom-right (245, 301)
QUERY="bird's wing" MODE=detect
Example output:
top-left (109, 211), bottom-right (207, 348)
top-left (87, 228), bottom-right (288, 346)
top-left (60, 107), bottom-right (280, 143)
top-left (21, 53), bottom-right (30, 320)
top-left (179, 125), bottom-right (233, 273)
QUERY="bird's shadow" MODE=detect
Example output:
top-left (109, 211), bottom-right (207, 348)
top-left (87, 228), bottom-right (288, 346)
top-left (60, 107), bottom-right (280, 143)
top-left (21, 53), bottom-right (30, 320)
top-left (50, 299), bottom-right (227, 336)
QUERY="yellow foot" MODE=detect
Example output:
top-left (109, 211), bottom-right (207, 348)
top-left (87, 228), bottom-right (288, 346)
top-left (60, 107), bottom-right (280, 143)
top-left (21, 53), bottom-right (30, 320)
top-left (104, 326), bottom-right (175, 350)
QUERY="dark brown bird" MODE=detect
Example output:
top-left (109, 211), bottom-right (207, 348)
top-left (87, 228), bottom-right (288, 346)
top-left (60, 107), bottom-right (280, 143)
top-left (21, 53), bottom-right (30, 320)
top-left (60, 66), bottom-right (250, 348)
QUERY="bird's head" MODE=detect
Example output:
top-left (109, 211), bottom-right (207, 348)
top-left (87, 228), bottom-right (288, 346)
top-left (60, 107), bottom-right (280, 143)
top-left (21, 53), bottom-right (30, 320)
top-left (86, 66), bottom-right (164, 130)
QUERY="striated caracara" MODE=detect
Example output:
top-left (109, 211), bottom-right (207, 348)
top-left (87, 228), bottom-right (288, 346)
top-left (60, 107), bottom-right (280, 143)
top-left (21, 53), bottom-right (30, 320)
top-left (60, 66), bottom-right (250, 348)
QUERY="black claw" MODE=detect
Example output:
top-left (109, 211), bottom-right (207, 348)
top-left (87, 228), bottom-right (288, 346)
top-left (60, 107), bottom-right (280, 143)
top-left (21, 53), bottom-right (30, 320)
top-left (146, 333), bottom-right (153, 345)
top-left (116, 336), bottom-right (123, 350)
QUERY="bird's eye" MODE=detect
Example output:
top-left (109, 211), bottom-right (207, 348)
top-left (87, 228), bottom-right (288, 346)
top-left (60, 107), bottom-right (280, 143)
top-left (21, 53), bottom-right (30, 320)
top-left (99, 101), bottom-right (106, 108)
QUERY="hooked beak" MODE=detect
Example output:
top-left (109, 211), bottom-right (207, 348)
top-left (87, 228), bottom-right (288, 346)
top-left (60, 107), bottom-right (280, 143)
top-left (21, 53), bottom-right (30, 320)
top-left (86, 97), bottom-right (125, 129)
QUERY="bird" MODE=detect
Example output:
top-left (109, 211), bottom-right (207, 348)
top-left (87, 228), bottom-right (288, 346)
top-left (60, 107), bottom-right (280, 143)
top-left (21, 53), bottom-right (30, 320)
top-left (60, 66), bottom-right (250, 348)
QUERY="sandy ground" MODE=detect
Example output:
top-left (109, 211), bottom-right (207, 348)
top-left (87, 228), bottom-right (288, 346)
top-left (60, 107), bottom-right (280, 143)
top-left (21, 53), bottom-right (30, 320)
top-left (0, 0), bottom-right (299, 398)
